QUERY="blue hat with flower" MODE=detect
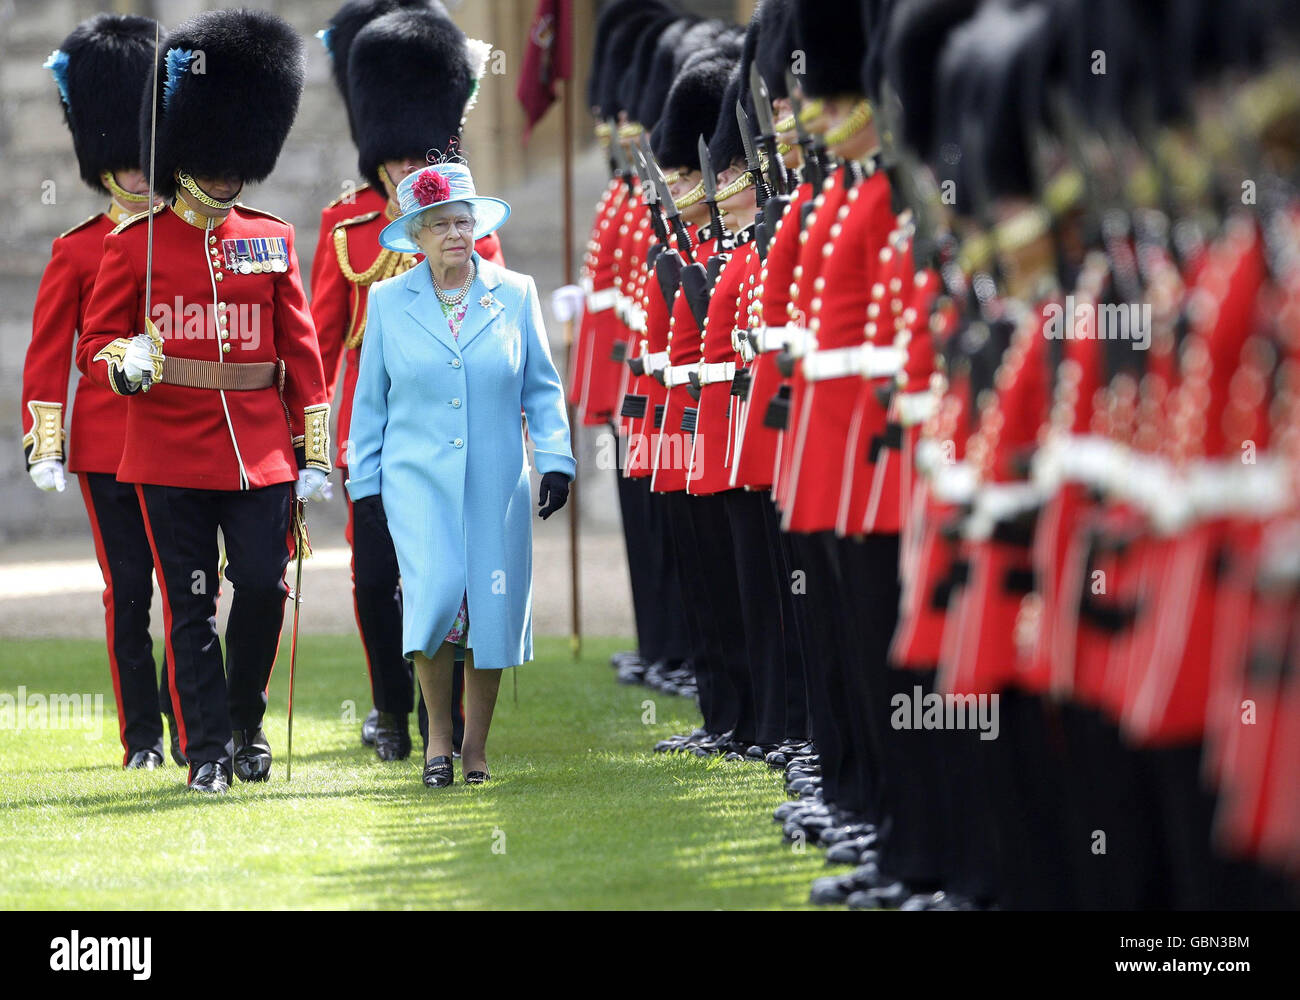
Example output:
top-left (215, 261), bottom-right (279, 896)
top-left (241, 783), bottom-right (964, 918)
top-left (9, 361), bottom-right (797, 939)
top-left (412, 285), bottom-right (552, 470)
top-left (378, 162), bottom-right (510, 252)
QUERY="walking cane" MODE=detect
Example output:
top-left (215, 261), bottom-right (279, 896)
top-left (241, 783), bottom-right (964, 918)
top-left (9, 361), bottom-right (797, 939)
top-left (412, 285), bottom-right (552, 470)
top-left (286, 497), bottom-right (311, 781)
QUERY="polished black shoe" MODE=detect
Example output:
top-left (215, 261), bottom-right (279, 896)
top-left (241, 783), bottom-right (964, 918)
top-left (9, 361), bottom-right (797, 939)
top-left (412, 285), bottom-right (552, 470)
top-left (423, 755), bottom-right (454, 788)
top-left (125, 748), bottom-right (163, 770)
top-left (809, 874), bottom-right (857, 905)
top-left (187, 761), bottom-right (230, 794)
top-left (820, 823), bottom-right (876, 846)
top-left (232, 728), bottom-right (272, 783)
top-left (375, 712), bottom-right (411, 761)
top-left (616, 658), bottom-right (648, 685)
top-left (825, 837), bottom-right (879, 866)
top-left (464, 768), bottom-right (491, 785)
top-left (361, 707), bottom-right (379, 746)
top-left (609, 650), bottom-right (640, 668)
top-left (848, 880), bottom-right (911, 909)
top-left (162, 713), bottom-right (187, 767)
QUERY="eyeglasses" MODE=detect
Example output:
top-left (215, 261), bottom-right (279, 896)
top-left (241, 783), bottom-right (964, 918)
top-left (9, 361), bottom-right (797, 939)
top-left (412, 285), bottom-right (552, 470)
top-left (423, 217), bottom-right (476, 236)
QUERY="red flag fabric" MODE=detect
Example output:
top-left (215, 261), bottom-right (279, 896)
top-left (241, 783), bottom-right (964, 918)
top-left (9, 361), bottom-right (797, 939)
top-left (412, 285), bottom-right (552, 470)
top-left (517, 0), bottom-right (571, 139)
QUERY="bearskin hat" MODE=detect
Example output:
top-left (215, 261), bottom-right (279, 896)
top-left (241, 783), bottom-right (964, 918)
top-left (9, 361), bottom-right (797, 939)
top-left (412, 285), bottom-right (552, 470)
top-left (142, 8), bottom-right (304, 200)
top-left (46, 14), bottom-right (161, 193)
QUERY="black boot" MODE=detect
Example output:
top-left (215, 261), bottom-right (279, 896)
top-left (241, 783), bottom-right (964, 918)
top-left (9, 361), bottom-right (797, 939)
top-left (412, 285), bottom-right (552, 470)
top-left (361, 708), bottom-right (379, 747)
top-left (232, 728), bottom-right (272, 782)
top-left (375, 712), bottom-right (411, 761)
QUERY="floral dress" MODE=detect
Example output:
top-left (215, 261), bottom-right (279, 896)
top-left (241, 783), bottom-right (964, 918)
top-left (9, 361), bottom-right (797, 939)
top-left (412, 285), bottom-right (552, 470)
top-left (439, 291), bottom-right (471, 647)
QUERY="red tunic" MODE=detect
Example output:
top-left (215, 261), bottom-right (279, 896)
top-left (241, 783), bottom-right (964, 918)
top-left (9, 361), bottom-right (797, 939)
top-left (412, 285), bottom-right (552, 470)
top-left (783, 168), bottom-right (895, 534)
top-left (576, 181), bottom-right (632, 424)
top-left (777, 174), bottom-right (853, 518)
top-left (689, 230), bottom-right (756, 495)
top-left (652, 230), bottom-right (717, 493)
top-left (730, 184), bottom-right (812, 489)
top-left (77, 203), bottom-right (329, 490)
top-left (22, 208), bottom-right (136, 475)
top-left (624, 230), bottom-right (682, 479)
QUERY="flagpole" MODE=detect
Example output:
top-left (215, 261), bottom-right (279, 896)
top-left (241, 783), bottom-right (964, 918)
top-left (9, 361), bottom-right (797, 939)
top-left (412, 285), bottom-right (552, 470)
top-left (561, 12), bottom-right (581, 664)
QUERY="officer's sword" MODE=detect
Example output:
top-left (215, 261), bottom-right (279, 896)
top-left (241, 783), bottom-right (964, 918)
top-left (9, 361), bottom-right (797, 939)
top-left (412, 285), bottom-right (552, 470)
top-left (140, 22), bottom-right (164, 391)
top-left (286, 498), bottom-right (310, 781)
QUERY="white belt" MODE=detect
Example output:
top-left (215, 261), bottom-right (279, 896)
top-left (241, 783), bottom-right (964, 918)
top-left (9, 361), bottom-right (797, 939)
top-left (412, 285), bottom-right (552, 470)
top-left (641, 350), bottom-right (669, 375)
top-left (894, 389), bottom-right (937, 427)
top-left (802, 344), bottom-right (904, 382)
top-left (581, 275), bottom-right (594, 296)
top-left (965, 480), bottom-right (1045, 541)
top-left (627, 303), bottom-right (647, 334)
top-left (663, 363), bottom-right (698, 388)
top-left (587, 287), bottom-right (618, 313)
top-left (750, 324), bottom-right (812, 354)
top-left (697, 361), bottom-right (736, 385)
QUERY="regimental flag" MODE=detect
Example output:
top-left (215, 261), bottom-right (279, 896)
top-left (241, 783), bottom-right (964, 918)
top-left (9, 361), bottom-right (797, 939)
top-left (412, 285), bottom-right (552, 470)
top-left (517, 0), bottom-right (572, 140)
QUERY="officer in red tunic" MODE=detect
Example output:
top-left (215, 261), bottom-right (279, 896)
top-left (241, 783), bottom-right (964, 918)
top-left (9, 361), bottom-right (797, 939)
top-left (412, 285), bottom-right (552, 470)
top-left (76, 9), bottom-right (329, 794)
top-left (21, 13), bottom-right (177, 770)
top-left (312, 1), bottom-right (502, 760)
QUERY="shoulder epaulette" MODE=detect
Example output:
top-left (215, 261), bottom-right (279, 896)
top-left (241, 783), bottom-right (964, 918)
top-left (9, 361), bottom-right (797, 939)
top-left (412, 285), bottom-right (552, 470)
top-left (335, 209), bottom-right (382, 231)
top-left (110, 203), bottom-right (165, 235)
top-left (234, 203), bottom-right (290, 226)
top-left (325, 182), bottom-right (372, 209)
top-left (59, 214), bottom-right (102, 239)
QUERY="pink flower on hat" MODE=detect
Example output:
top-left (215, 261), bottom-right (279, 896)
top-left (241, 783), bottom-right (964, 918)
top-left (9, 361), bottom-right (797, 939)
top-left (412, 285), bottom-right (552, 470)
top-left (412, 170), bottom-right (451, 207)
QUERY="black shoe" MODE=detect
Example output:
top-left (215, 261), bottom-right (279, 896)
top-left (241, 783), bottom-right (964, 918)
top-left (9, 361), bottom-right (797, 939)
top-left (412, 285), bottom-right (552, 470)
top-left (162, 713), bottom-right (187, 767)
top-left (848, 880), bottom-right (911, 909)
top-left (375, 712), bottom-right (411, 761)
top-left (464, 768), bottom-right (491, 785)
top-left (825, 837), bottom-right (879, 866)
top-left (361, 708), bottom-right (379, 746)
top-left (125, 749), bottom-right (163, 770)
top-left (232, 728), bottom-right (272, 783)
top-left (423, 755), bottom-right (454, 788)
top-left (187, 761), bottom-right (230, 794)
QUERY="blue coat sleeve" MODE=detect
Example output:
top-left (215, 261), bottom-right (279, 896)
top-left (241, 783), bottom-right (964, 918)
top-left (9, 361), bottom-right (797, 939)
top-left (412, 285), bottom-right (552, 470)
top-left (343, 287), bottom-right (389, 501)
top-left (520, 276), bottom-right (577, 480)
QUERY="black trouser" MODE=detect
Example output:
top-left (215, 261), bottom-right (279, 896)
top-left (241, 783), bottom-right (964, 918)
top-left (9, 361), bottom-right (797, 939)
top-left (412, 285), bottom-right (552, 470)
top-left (79, 472), bottom-right (173, 762)
top-left (834, 534), bottom-right (900, 824)
top-left (663, 491), bottom-right (747, 736)
top-left (618, 469), bottom-right (692, 664)
top-left (786, 531), bottom-right (855, 810)
top-left (723, 488), bottom-right (809, 745)
top-left (137, 481), bottom-right (292, 775)
top-left (344, 472), bottom-right (463, 747)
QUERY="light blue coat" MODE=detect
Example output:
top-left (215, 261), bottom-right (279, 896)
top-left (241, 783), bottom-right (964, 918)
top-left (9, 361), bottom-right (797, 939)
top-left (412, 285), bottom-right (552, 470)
top-left (345, 253), bottom-right (576, 669)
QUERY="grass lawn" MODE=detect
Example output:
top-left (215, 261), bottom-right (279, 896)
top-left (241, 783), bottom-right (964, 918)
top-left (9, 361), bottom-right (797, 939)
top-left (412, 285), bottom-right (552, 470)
top-left (0, 634), bottom-right (826, 909)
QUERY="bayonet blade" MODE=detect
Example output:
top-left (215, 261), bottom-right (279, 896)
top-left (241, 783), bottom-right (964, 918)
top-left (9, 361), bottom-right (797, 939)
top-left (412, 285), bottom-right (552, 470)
top-left (786, 69), bottom-right (813, 144)
top-left (737, 101), bottom-right (761, 174)
top-left (749, 63), bottom-right (777, 138)
top-left (698, 136), bottom-right (718, 202)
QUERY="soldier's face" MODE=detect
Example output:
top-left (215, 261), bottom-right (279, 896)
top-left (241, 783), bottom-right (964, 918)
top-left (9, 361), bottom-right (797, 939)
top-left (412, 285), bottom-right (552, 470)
top-left (383, 157), bottom-right (424, 199)
top-left (823, 95), bottom-right (876, 161)
top-left (113, 169), bottom-right (149, 196)
top-left (719, 162), bottom-right (757, 222)
top-left (669, 169), bottom-right (708, 225)
top-left (191, 174), bottom-right (243, 201)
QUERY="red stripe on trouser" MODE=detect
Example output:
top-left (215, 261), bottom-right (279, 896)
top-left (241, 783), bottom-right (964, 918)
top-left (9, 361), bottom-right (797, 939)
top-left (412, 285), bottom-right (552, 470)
top-left (341, 466), bottom-right (379, 696)
top-left (133, 483), bottom-right (189, 781)
top-left (78, 474), bottom-right (129, 765)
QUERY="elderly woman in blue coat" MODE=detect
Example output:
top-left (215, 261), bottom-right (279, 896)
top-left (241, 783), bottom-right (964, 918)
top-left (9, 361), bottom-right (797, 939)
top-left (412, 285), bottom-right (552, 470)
top-left (346, 161), bottom-right (575, 788)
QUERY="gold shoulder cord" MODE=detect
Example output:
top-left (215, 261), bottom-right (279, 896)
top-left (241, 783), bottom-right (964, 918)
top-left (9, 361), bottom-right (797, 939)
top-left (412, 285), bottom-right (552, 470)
top-left (335, 229), bottom-right (417, 348)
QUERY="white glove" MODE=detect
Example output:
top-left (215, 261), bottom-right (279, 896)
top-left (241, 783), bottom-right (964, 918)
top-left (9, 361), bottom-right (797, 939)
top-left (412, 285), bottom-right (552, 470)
top-left (296, 467), bottom-right (328, 501)
top-left (123, 334), bottom-right (163, 388)
top-left (29, 459), bottom-right (66, 493)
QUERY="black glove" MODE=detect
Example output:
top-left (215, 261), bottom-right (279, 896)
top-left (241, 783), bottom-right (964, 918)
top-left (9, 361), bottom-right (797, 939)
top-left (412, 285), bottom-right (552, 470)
top-left (538, 472), bottom-right (571, 520)
top-left (353, 494), bottom-right (387, 524)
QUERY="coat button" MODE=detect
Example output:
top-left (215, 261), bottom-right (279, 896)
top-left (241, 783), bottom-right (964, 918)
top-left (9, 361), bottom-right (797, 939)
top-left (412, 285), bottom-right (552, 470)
top-left (451, 398), bottom-right (461, 407)
top-left (453, 438), bottom-right (464, 447)
top-left (222, 343), bottom-right (231, 353)
top-left (451, 358), bottom-right (461, 368)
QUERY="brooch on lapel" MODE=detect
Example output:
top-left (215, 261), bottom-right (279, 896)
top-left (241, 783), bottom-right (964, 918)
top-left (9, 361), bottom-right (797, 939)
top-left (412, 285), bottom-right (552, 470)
top-left (479, 293), bottom-right (495, 309)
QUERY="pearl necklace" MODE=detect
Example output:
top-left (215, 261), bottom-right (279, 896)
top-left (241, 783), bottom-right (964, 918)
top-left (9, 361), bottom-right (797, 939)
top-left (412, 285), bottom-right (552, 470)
top-left (433, 260), bottom-right (476, 306)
